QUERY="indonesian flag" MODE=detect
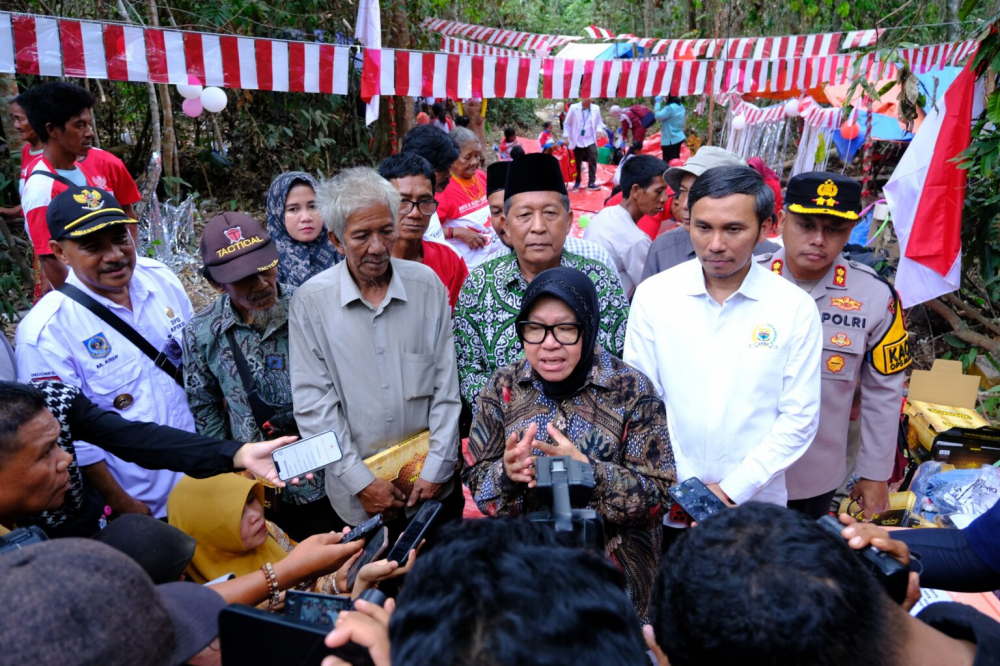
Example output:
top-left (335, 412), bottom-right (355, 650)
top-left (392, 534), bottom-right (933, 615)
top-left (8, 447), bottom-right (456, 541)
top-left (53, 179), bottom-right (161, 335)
top-left (355, 0), bottom-right (381, 125)
top-left (884, 56), bottom-right (976, 308)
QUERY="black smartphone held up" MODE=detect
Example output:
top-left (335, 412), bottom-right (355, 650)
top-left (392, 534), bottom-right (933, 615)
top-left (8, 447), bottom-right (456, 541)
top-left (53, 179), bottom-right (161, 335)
top-left (341, 514), bottom-right (384, 544)
top-left (271, 430), bottom-right (344, 483)
top-left (667, 478), bottom-right (729, 524)
top-left (816, 515), bottom-right (911, 604)
top-left (345, 526), bottom-right (388, 592)
top-left (284, 590), bottom-right (352, 628)
top-left (386, 499), bottom-right (442, 566)
top-left (220, 605), bottom-right (373, 666)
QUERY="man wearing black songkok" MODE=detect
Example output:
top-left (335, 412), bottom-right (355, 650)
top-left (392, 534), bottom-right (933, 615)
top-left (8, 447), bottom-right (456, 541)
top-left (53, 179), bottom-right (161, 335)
top-left (452, 153), bottom-right (630, 407)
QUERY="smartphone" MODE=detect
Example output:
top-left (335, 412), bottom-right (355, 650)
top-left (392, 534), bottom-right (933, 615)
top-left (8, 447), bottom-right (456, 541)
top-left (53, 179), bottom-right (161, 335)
top-left (667, 478), bottom-right (728, 524)
top-left (345, 526), bottom-right (388, 592)
top-left (386, 499), bottom-right (442, 566)
top-left (284, 590), bottom-right (352, 628)
top-left (341, 514), bottom-right (384, 544)
top-left (272, 430), bottom-right (344, 483)
top-left (219, 605), bottom-right (373, 666)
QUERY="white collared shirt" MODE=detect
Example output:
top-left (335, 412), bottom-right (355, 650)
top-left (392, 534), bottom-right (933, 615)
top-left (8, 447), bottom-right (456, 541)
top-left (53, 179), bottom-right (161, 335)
top-left (624, 258), bottom-right (822, 505)
top-left (15, 257), bottom-right (195, 518)
top-left (582, 204), bottom-right (651, 298)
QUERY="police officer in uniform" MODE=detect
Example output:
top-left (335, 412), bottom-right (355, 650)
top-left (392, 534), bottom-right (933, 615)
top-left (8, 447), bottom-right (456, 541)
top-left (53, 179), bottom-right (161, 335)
top-left (758, 172), bottom-right (910, 519)
top-left (16, 186), bottom-right (195, 529)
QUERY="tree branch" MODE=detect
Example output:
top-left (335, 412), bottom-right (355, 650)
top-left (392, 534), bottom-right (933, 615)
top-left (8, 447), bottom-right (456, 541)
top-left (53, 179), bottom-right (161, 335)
top-left (924, 298), bottom-right (1000, 355)
top-left (942, 292), bottom-right (1000, 337)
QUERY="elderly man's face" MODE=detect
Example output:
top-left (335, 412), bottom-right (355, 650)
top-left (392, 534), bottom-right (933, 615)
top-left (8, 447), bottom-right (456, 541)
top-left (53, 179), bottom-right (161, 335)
top-left (330, 204), bottom-right (398, 284)
top-left (221, 268), bottom-right (279, 315)
top-left (0, 409), bottom-right (72, 519)
top-left (504, 191), bottom-right (570, 268)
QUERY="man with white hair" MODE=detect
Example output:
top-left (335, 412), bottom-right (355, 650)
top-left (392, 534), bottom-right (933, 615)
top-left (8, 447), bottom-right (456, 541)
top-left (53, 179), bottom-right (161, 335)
top-left (287, 168), bottom-right (463, 533)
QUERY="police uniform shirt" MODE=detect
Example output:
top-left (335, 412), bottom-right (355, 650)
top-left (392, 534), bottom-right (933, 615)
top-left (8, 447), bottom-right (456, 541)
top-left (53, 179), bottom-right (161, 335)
top-left (15, 257), bottom-right (195, 518)
top-left (759, 249), bottom-right (909, 500)
top-left (625, 258), bottom-right (823, 506)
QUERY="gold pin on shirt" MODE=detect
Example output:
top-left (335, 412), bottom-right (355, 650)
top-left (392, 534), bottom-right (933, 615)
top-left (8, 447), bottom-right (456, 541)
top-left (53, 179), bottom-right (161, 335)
top-left (114, 393), bottom-right (135, 410)
top-left (165, 307), bottom-right (175, 318)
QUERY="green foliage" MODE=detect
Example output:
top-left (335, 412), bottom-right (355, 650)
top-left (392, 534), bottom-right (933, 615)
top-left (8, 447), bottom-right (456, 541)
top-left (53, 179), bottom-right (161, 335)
top-left (487, 98), bottom-right (540, 131)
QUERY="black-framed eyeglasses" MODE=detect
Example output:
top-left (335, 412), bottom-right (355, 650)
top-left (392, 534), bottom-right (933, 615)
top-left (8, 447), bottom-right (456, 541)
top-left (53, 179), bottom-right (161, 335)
top-left (516, 321), bottom-right (583, 345)
top-left (399, 199), bottom-right (439, 215)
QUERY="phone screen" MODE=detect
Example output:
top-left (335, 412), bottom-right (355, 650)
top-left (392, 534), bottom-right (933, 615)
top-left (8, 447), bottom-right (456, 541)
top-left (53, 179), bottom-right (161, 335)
top-left (346, 527), bottom-right (387, 592)
top-left (272, 430), bottom-right (343, 482)
top-left (285, 591), bottom-right (352, 628)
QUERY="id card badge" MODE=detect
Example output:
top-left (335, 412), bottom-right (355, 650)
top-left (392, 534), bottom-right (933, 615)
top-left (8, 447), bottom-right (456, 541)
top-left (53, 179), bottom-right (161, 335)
top-left (580, 130), bottom-right (585, 136)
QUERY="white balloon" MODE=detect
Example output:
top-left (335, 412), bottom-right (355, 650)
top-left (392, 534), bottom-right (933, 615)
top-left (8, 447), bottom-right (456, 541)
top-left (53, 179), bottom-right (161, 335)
top-left (177, 83), bottom-right (203, 99)
top-left (784, 98), bottom-right (800, 118)
top-left (732, 114), bottom-right (747, 131)
top-left (200, 86), bottom-right (228, 113)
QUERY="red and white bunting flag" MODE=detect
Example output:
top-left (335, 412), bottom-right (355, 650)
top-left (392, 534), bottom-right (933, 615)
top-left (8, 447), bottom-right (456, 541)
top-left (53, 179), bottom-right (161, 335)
top-left (104, 23), bottom-right (148, 82)
top-left (145, 28), bottom-right (188, 85)
top-left (584, 26), bottom-right (613, 40)
top-left (0, 13), bottom-right (13, 74)
top-left (842, 29), bottom-right (883, 50)
top-left (60, 19), bottom-right (107, 79)
top-left (885, 56), bottom-right (976, 307)
top-left (12, 14), bottom-right (61, 77)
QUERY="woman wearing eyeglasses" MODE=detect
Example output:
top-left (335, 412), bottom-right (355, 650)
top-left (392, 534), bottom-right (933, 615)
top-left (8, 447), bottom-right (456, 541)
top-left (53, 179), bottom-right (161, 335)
top-left (378, 152), bottom-right (469, 310)
top-left (462, 267), bottom-right (676, 622)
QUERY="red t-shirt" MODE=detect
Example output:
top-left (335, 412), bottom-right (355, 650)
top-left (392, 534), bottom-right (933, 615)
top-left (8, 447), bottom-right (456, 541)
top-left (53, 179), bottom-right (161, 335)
top-left (18, 143), bottom-right (44, 196)
top-left (436, 171), bottom-right (499, 267)
top-left (422, 240), bottom-right (469, 310)
top-left (22, 157), bottom-right (98, 255)
top-left (78, 148), bottom-right (141, 206)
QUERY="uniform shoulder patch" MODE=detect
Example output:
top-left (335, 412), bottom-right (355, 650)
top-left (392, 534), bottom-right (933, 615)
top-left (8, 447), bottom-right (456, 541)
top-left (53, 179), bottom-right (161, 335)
top-left (869, 277), bottom-right (911, 375)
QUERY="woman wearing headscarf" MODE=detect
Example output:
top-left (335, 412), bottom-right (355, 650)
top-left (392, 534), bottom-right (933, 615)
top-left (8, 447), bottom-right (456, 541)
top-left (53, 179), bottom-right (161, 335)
top-left (167, 473), bottom-right (354, 604)
top-left (463, 267), bottom-right (676, 621)
top-left (265, 172), bottom-right (341, 288)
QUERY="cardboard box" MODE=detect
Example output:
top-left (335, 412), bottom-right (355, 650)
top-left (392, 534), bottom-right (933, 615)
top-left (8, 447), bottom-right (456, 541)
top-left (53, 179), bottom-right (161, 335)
top-left (904, 360), bottom-right (987, 455)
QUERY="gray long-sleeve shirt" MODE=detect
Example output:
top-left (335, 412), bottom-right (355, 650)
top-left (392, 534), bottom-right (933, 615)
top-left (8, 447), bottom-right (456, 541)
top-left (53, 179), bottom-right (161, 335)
top-left (288, 259), bottom-right (461, 525)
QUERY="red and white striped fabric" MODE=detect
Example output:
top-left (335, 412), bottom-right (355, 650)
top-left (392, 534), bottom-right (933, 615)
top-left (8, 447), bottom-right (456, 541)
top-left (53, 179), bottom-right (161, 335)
top-left (0, 13), bottom-right (16, 74)
top-left (584, 26), bottom-right (613, 40)
top-left (441, 36), bottom-right (521, 59)
top-left (842, 29), bottom-right (883, 50)
top-left (12, 14), bottom-right (62, 77)
top-left (103, 23), bottom-right (150, 81)
top-left (421, 17), bottom-right (579, 51)
top-left (362, 49), bottom-right (541, 99)
top-left (60, 19), bottom-right (107, 79)
top-left (900, 41), bottom-right (978, 72)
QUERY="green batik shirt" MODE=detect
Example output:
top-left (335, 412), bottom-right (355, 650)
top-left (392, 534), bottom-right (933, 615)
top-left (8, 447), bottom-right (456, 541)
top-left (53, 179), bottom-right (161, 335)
top-left (452, 251), bottom-right (630, 406)
top-left (182, 284), bottom-right (326, 505)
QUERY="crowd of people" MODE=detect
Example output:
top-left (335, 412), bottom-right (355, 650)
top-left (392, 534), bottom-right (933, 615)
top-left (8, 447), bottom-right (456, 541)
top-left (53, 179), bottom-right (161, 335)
top-left (1, 82), bottom-right (998, 665)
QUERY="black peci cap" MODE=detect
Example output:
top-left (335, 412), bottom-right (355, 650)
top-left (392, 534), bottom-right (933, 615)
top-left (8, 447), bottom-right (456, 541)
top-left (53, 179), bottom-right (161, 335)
top-left (504, 153), bottom-right (568, 200)
top-left (47, 186), bottom-right (135, 242)
top-left (486, 161), bottom-right (510, 197)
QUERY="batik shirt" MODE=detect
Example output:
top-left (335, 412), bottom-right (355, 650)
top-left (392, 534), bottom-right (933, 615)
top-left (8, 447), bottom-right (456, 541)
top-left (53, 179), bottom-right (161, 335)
top-left (182, 284), bottom-right (325, 505)
top-left (453, 251), bottom-right (630, 406)
top-left (463, 348), bottom-right (676, 621)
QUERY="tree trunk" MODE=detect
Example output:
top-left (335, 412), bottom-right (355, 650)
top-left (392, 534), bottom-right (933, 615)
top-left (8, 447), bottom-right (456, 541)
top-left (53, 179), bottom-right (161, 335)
top-left (0, 75), bottom-right (22, 157)
top-left (390, 0), bottom-right (413, 140)
top-left (643, 0), bottom-right (655, 38)
top-left (946, 0), bottom-right (960, 42)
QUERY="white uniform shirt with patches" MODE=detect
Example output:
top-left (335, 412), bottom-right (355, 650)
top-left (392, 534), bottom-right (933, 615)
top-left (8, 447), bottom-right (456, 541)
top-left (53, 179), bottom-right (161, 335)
top-left (15, 257), bottom-right (195, 518)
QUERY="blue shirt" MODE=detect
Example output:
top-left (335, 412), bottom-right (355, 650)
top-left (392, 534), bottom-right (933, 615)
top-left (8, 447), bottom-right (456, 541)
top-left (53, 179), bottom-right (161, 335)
top-left (966, 500), bottom-right (1000, 573)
